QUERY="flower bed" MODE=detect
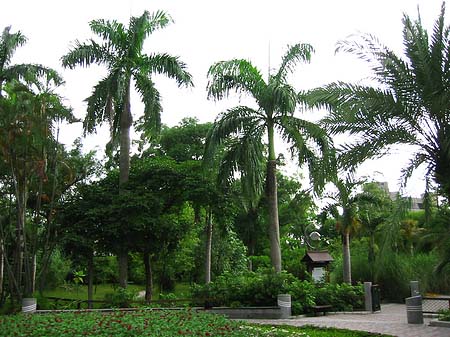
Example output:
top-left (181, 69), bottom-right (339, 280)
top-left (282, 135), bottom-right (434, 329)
top-left (0, 310), bottom-right (393, 337)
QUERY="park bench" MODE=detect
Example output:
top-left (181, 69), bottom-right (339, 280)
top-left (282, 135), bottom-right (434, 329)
top-left (311, 304), bottom-right (332, 316)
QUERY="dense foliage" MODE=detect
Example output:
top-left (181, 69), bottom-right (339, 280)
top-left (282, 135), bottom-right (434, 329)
top-left (191, 271), bottom-right (364, 315)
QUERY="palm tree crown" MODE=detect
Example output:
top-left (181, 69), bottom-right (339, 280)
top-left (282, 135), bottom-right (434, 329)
top-left (206, 43), bottom-right (335, 272)
top-left (61, 10), bottom-right (193, 184)
top-left (0, 26), bottom-right (62, 95)
top-left (305, 3), bottom-right (450, 200)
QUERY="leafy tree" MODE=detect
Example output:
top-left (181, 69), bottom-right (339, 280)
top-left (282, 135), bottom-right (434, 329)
top-left (305, 3), bottom-right (450, 202)
top-left (0, 78), bottom-right (73, 302)
top-left (61, 10), bottom-right (193, 287)
top-left (206, 44), bottom-right (335, 272)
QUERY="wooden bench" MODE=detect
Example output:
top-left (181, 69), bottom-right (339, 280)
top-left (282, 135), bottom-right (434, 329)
top-left (311, 304), bottom-right (332, 316)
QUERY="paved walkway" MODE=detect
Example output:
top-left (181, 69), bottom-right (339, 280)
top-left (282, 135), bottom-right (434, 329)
top-left (248, 304), bottom-right (449, 337)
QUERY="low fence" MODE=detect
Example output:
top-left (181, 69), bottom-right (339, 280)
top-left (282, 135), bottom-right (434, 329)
top-left (422, 296), bottom-right (450, 314)
top-left (43, 296), bottom-right (195, 310)
top-left (33, 294), bottom-right (292, 319)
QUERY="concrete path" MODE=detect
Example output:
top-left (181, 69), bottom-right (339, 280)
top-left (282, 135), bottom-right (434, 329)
top-left (247, 304), bottom-right (449, 337)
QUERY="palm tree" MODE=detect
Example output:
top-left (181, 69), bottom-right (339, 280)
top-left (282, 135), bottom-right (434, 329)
top-left (0, 26), bottom-right (62, 95)
top-left (206, 44), bottom-right (335, 272)
top-left (304, 3), bottom-right (450, 201)
top-left (61, 10), bottom-right (193, 287)
top-left (321, 175), bottom-right (363, 283)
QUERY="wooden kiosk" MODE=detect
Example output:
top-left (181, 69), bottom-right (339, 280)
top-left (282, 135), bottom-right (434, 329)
top-left (301, 251), bottom-right (333, 282)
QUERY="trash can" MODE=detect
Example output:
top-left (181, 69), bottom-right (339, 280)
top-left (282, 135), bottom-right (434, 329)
top-left (277, 294), bottom-right (291, 318)
top-left (22, 298), bottom-right (37, 313)
top-left (371, 284), bottom-right (381, 312)
top-left (405, 295), bottom-right (423, 324)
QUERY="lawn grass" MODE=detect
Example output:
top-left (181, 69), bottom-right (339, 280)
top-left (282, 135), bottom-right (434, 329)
top-left (35, 283), bottom-right (144, 301)
top-left (35, 282), bottom-right (191, 300)
top-left (0, 310), bottom-right (394, 337)
top-left (34, 283), bottom-right (193, 309)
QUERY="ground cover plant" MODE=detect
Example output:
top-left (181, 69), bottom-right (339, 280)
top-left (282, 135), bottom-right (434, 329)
top-left (0, 310), bottom-right (393, 337)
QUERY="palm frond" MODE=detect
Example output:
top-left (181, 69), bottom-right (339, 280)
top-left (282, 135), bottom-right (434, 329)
top-left (83, 71), bottom-right (121, 135)
top-left (140, 53), bottom-right (193, 87)
top-left (129, 10), bottom-right (172, 42)
top-left (133, 72), bottom-right (162, 140)
top-left (3, 64), bottom-right (63, 87)
top-left (207, 59), bottom-right (266, 101)
top-left (205, 106), bottom-right (263, 162)
top-left (277, 115), bottom-right (336, 193)
top-left (267, 82), bottom-right (297, 115)
top-left (217, 129), bottom-right (265, 203)
top-left (0, 26), bottom-right (27, 70)
top-left (89, 19), bottom-right (127, 50)
top-left (61, 40), bottom-right (113, 69)
top-left (273, 43), bottom-right (314, 83)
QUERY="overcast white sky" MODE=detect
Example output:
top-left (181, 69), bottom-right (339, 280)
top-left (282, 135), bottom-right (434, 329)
top-left (1, 0), bottom-right (447, 197)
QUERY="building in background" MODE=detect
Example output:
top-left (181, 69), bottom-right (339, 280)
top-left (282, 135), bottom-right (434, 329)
top-left (375, 181), bottom-right (424, 211)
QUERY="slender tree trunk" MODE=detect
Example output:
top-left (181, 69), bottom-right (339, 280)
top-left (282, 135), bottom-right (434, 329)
top-left (0, 238), bottom-right (4, 298)
top-left (368, 233), bottom-right (375, 281)
top-left (143, 251), bottom-right (153, 303)
top-left (118, 82), bottom-right (132, 288)
top-left (87, 252), bottom-right (94, 309)
top-left (31, 254), bottom-right (36, 294)
top-left (13, 176), bottom-right (27, 301)
top-left (205, 209), bottom-right (213, 284)
top-left (266, 123), bottom-right (282, 273)
top-left (342, 231), bottom-right (352, 284)
top-left (118, 252), bottom-right (128, 288)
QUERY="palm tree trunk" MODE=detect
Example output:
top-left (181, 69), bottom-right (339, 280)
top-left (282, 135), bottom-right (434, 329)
top-left (342, 231), bottom-right (352, 284)
top-left (205, 209), bottom-right (213, 284)
top-left (266, 160), bottom-right (282, 272)
top-left (266, 123), bottom-right (282, 273)
top-left (118, 81), bottom-right (132, 288)
top-left (143, 251), bottom-right (153, 303)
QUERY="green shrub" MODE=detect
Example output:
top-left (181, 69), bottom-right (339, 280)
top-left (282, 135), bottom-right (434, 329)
top-left (439, 309), bottom-right (450, 321)
top-left (39, 249), bottom-right (72, 289)
top-left (94, 256), bottom-right (118, 284)
top-left (104, 287), bottom-right (138, 308)
top-left (314, 283), bottom-right (364, 311)
top-left (285, 280), bottom-right (316, 314)
top-left (192, 270), bottom-right (364, 315)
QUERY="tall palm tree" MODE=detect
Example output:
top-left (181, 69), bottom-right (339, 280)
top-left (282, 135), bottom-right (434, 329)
top-left (206, 44), bottom-right (335, 272)
top-left (61, 10), bottom-right (193, 287)
top-left (305, 3), bottom-right (450, 201)
top-left (0, 26), bottom-right (62, 95)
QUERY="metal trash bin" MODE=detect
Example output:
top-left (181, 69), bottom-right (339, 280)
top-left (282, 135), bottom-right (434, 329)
top-left (405, 295), bottom-right (423, 324)
top-left (371, 284), bottom-right (381, 312)
top-left (22, 298), bottom-right (37, 313)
